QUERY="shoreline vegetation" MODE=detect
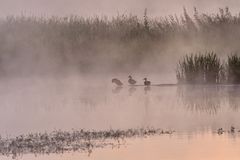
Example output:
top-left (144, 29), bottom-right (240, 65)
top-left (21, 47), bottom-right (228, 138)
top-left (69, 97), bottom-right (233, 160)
top-left (1, 7), bottom-right (240, 75)
top-left (0, 127), bottom-right (239, 159)
top-left (0, 128), bottom-right (174, 159)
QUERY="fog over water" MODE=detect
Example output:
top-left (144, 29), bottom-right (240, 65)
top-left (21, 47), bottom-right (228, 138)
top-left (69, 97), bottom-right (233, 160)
top-left (1, 76), bottom-right (240, 137)
top-left (1, 0), bottom-right (240, 17)
top-left (0, 0), bottom-right (240, 134)
top-left (1, 1), bottom-right (240, 159)
top-left (0, 0), bottom-right (240, 135)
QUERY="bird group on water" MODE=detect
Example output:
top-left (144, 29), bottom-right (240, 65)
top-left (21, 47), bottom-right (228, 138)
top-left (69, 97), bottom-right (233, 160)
top-left (112, 75), bottom-right (151, 86)
top-left (217, 126), bottom-right (239, 135)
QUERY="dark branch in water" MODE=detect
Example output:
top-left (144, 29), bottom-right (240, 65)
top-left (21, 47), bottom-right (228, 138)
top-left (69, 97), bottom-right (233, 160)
top-left (0, 128), bottom-right (174, 159)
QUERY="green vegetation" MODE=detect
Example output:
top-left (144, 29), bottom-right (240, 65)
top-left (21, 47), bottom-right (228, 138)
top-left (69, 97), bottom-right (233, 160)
top-left (176, 52), bottom-right (223, 84)
top-left (177, 53), bottom-right (240, 84)
top-left (227, 55), bottom-right (240, 84)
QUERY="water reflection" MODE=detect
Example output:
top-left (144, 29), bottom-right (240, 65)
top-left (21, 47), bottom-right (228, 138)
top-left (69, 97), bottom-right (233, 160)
top-left (128, 86), bottom-right (136, 96)
top-left (79, 97), bottom-right (97, 111)
top-left (177, 85), bottom-right (223, 115)
top-left (110, 84), bottom-right (240, 115)
top-left (228, 86), bottom-right (240, 111)
top-left (144, 86), bottom-right (151, 94)
top-left (177, 85), bottom-right (240, 114)
top-left (2, 77), bottom-right (240, 137)
top-left (143, 90), bottom-right (150, 126)
top-left (112, 86), bottom-right (123, 94)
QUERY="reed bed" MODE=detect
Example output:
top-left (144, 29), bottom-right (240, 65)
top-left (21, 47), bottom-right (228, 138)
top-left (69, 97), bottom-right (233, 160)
top-left (227, 55), bottom-right (240, 83)
top-left (176, 52), bottom-right (223, 84)
top-left (177, 52), bottom-right (240, 84)
top-left (1, 8), bottom-right (240, 74)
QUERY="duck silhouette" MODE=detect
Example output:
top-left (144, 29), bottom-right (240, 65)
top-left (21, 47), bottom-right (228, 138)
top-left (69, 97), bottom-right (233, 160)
top-left (231, 126), bottom-right (235, 133)
top-left (128, 75), bottom-right (137, 85)
top-left (217, 128), bottom-right (224, 135)
top-left (143, 78), bottom-right (151, 86)
top-left (112, 78), bottom-right (123, 86)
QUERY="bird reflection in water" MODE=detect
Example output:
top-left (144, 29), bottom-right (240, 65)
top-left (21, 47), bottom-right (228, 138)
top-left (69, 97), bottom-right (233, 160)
top-left (128, 86), bottom-right (136, 95)
top-left (111, 78), bottom-right (123, 94)
top-left (144, 86), bottom-right (151, 94)
top-left (142, 86), bottom-right (151, 126)
top-left (112, 86), bottom-right (123, 94)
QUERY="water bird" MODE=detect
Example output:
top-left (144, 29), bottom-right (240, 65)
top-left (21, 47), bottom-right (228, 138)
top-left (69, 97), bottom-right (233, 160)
top-left (128, 75), bottom-right (137, 85)
top-left (217, 128), bottom-right (224, 135)
top-left (112, 78), bottom-right (123, 86)
top-left (231, 126), bottom-right (235, 133)
top-left (143, 78), bottom-right (151, 86)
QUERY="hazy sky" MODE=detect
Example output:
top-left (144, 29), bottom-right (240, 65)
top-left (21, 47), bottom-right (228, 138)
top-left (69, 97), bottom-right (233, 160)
top-left (0, 0), bottom-right (240, 17)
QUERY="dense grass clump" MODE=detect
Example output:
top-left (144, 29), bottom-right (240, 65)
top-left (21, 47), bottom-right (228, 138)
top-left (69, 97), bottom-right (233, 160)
top-left (227, 55), bottom-right (240, 83)
top-left (177, 53), bottom-right (240, 84)
top-left (176, 52), bottom-right (223, 84)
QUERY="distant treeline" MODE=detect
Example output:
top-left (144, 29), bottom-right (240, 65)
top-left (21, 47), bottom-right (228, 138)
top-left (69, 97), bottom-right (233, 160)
top-left (1, 8), bottom-right (240, 76)
top-left (177, 52), bottom-right (240, 84)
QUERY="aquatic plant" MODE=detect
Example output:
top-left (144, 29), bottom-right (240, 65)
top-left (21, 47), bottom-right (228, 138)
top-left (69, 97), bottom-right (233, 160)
top-left (176, 52), bottom-right (223, 84)
top-left (0, 128), bottom-right (174, 159)
top-left (227, 54), bottom-right (240, 84)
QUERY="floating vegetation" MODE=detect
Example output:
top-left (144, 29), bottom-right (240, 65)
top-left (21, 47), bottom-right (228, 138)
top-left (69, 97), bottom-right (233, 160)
top-left (0, 128), bottom-right (174, 159)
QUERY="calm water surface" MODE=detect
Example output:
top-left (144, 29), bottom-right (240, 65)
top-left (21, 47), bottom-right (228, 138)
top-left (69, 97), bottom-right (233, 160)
top-left (1, 76), bottom-right (240, 159)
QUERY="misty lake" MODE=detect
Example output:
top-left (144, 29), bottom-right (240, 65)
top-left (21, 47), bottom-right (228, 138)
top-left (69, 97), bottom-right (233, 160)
top-left (1, 75), bottom-right (240, 160)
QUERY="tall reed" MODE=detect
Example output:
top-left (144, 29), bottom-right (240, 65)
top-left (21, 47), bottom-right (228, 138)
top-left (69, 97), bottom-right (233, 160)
top-left (227, 55), bottom-right (240, 83)
top-left (0, 8), bottom-right (240, 75)
top-left (176, 52), bottom-right (223, 84)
